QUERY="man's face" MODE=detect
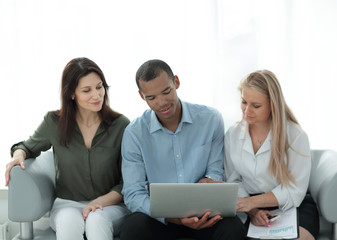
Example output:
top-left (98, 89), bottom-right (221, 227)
top-left (139, 71), bottom-right (181, 125)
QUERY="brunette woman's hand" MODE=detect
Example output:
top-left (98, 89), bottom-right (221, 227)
top-left (5, 149), bottom-right (26, 186)
top-left (82, 200), bottom-right (103, 220)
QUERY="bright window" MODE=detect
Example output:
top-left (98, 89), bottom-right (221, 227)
top-left (1, 0), bottom-right (337, 188)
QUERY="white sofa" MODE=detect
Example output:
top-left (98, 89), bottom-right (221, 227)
top-left (8, 150), bottom-right (337, 240)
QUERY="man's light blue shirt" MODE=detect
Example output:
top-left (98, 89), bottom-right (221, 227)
top-left (121, 101), bottom-right (225, 217)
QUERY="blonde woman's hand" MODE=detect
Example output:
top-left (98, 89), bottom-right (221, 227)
top-left (248, 209), bottom-right (273, 227)
top-left (5, 149), bottom-right (26, 186)
top-left (236, 197), bottom-right (256, 212)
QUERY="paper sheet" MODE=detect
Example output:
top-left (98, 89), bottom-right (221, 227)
top-left (247, 207), bottom-right (298, 239)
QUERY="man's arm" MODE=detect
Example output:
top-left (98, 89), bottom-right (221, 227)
top-left (203, 110), bottom-right (225, 181)
top-left (121, 129), bottom-right (151, 215)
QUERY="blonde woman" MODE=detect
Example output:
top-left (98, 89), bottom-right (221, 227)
top-left (224, 70), bottom-right (319, 240)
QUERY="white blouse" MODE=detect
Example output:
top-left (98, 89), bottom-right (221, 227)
top-left (224, 121), bottom-right (311, 211)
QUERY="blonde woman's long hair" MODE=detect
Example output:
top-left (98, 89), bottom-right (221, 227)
top-left (239, 70), bottom-right (298, 187)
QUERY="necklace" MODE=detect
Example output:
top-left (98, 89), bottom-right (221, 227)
top-left (251, 135), bottom-right (264, 149)
top-left (76, 114), bottom-right (100, 128)
top-left (256, 139), bottom-right (263, 148)
top-left (250, 131), bottom-right (266, 150)
top-left (249, 124), bottom-right (270, 150)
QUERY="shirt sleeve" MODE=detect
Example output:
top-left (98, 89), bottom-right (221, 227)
top-left (271, 130), bottom-right (311, 211)
top-left (107, 115), bottom-right (131, 195)
top-left (203, 110), bottom-right (225, 181)
top-left (224, 128), bottom-right (250, 197)
top-left (11, 112), bottom-right (53, 158)
top-left (121, 127), bottom-right (151, 215)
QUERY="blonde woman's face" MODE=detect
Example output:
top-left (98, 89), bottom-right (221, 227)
top-left (241, 87), bottom-right (271, 125)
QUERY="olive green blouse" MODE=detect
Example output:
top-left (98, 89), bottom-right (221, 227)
top-left (11, 111), bottom-right (130, 201)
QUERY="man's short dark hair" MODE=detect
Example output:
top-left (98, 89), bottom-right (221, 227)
top-left (136, 59), bottom-right (175, 90)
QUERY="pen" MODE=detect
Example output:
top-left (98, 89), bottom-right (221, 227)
top-left (268, 214), bottom-right (281, 222)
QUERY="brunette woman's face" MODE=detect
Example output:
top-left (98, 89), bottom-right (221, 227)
top-left (73, 72), bottom-right (105, 114)
top-left (241, 87), bottom-right (271, 125)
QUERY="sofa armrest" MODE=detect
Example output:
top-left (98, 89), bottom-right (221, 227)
top-left (8, 150), bottom-right (56, 222)
top-left (309, 149), bottom-right (337, 223)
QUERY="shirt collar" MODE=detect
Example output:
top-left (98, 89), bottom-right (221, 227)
top-left (239, 121), bottom-right (272, 155)
top-left (149, 100), bottom-right (192, 134)
top-left (149, 111), bottom-right (162, 133)
top-left (74, 121), bottom-right (105, 135)
top-left (239, 121), bottom-right (248, 140)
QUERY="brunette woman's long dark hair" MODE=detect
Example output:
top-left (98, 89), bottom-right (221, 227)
top-left (56, 57), bottom-right (121, 146)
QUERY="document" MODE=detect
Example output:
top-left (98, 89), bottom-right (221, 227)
top-left (247, 207), bottom-right (298, 239)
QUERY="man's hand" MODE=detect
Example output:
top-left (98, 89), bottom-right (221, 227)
top-left (166, 211), bottom-right (223, 230)
top-left (198, 177), bottom-right (224, 184)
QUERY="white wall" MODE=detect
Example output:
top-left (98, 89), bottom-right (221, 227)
top-left (1, 1), bottom-right (337, 186)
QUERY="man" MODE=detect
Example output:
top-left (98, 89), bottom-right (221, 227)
top-left (120, 59), bottom-right (244, 240)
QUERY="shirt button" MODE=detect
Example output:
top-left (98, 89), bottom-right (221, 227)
top-left (176, 154), bottom-right (180, 158)
top-left (179, 174), bottom-right (183, 177)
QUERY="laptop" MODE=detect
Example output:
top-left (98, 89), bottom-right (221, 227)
top-left (150, 183), bottom-right (238, 218)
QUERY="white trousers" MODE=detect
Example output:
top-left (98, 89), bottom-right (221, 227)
top-left (50, 198), bottom-right (130, 240)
